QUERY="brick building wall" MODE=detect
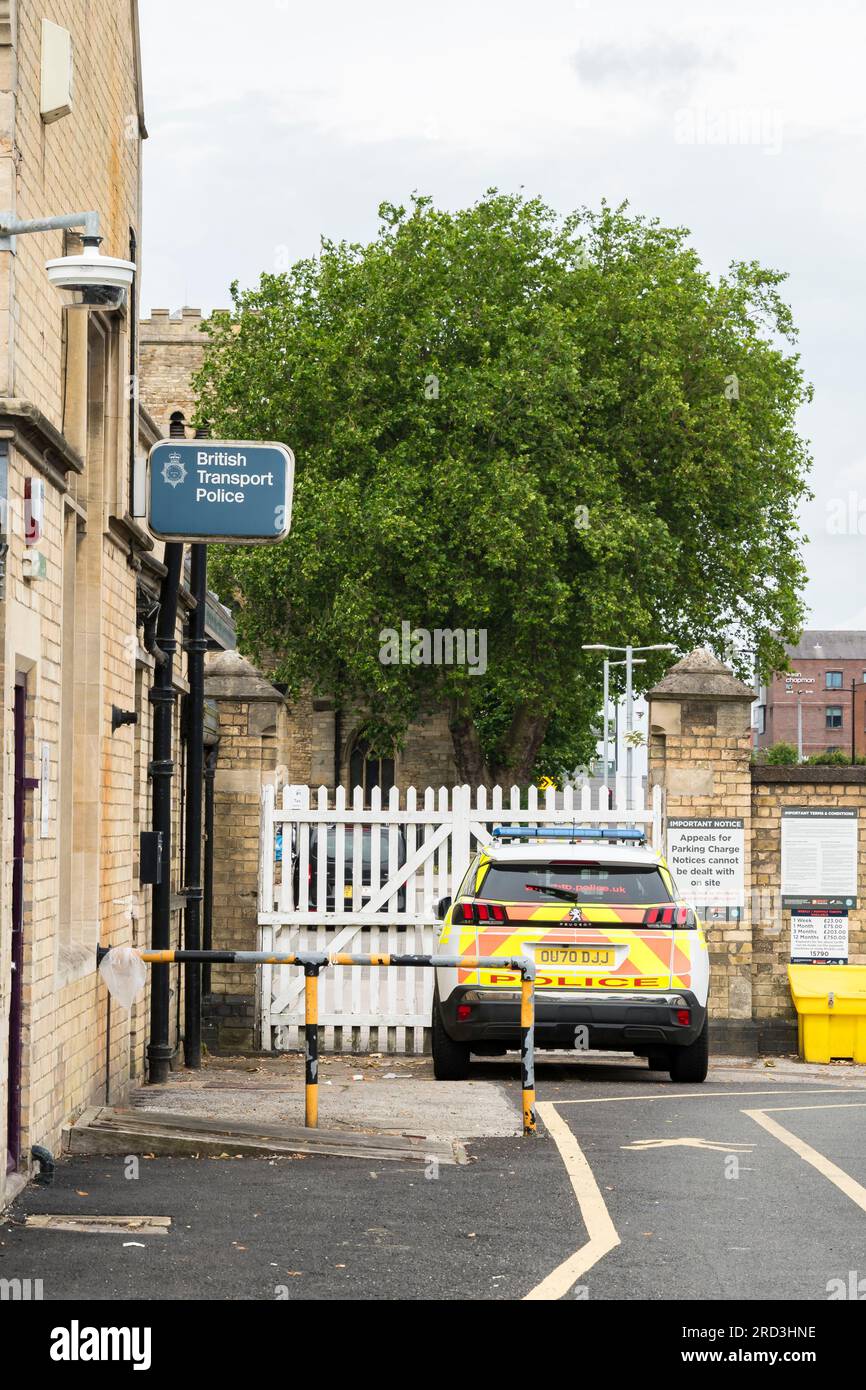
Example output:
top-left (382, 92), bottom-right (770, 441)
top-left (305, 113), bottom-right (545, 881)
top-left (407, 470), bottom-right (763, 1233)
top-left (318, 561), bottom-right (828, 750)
top-left (0, 2), bottom-right (157, 1208)
top-left (756, 632), bottom-right (866, 755)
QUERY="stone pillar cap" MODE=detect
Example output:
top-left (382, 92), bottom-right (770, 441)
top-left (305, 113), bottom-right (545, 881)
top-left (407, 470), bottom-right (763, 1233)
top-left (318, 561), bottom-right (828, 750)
top-left (204, 649), bottom-right (285, 702)
top-left (647, 646), bottom-right (755, 702)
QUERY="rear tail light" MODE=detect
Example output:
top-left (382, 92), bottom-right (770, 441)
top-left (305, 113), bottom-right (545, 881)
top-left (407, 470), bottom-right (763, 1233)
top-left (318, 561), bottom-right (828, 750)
top-left (675, 1008), bottom-right (691, 1027)
top-left (456, 1003), bottom-right (473, 1021)
top-left (643, 906), bottom-right (695, 927)
top-left (451, 901), bottom-right (508, 925)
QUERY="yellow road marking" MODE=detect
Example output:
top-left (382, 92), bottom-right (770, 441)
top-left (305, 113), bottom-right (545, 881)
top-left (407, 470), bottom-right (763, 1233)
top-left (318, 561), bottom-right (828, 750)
top-left (745, 1106), bottom-right (866, 1215)
top-left (522, 1103), bottom-right (620, 1301)
top-left (526, 1089), bottom-right (866, 1299)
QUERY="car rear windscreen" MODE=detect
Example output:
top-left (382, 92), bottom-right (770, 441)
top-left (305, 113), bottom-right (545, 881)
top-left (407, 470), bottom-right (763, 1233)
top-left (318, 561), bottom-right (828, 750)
top-left (478, 861), bottom-right (673, 905)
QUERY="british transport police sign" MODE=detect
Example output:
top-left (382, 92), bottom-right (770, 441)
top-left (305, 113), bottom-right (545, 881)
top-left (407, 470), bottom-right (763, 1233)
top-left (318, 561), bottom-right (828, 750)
top-left (147, 439), bottom-right (294, 543)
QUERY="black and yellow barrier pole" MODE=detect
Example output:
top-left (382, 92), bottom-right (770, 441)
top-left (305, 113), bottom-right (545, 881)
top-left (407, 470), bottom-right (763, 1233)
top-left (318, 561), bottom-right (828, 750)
top-left (304, 961), bottom-right (320, 1129)
top-left (520, 970), bottom-right (536, 1136)
top-left (97, 947), bottom-right (537, 1136)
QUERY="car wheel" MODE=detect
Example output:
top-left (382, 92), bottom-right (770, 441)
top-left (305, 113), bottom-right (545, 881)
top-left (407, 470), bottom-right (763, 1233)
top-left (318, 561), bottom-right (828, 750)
top-left (432, 988), bottom-right (471, 1081)
top-left (669, 1020), bottom-right (709, 1083)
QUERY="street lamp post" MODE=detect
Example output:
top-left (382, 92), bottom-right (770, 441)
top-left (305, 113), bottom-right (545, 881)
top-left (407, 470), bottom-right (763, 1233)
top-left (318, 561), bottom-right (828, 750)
top-left (603, 658), bottom-right (609, 795)
top-left (583, 642), bottom-right (676, 810)
top-left (600, 657), bottom-right (645, 795)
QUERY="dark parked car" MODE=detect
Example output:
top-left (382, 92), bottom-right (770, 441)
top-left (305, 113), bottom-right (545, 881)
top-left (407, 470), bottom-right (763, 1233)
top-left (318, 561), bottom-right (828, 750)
top-left (292, 825), bottom-right (408, 913)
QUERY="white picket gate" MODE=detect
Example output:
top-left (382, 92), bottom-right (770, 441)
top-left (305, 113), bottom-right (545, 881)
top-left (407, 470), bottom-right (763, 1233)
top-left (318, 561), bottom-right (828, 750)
top-left (257, 779), bottom-right (663, 1053)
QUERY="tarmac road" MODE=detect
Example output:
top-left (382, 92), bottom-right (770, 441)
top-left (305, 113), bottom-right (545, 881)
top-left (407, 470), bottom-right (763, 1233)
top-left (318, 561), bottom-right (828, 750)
top-left (2, 1060), bottom-right (865, 1302)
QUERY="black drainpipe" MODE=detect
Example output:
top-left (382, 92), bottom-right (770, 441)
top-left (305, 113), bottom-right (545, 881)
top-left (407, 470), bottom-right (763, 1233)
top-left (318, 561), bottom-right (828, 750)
top-left (146, 411), bottom-right (186, 1084)
top-left (202, 740), bottom-right (220, 997)
top-left (182, 541), bottom-right (208, 1068)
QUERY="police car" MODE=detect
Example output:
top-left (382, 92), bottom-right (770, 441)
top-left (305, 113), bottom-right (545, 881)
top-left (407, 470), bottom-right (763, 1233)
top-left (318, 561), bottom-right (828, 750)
top-left (432, 826), bottom-right (709, 1083)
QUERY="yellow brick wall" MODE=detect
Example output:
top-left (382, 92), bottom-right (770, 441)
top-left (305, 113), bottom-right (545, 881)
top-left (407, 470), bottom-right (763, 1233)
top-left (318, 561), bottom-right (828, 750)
top-left (0, 3), bottom-right (155, 1209)
top-left (751, 772), bottom-right (866, 1018)
top-left (649, 694), bottom-right (755, 1021)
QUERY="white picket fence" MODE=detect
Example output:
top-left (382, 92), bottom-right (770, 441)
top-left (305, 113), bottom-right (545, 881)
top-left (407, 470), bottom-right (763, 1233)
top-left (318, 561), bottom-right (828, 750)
top-left (257, 779), bottom-right (663, 1053)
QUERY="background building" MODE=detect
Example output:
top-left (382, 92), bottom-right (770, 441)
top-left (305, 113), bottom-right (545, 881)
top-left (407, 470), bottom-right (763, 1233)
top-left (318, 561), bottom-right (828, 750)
top-left (755, 631), bottom-right (866, 757)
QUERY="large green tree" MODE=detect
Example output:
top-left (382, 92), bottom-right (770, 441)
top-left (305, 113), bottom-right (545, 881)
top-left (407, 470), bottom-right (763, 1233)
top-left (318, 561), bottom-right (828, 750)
top-left (195, 192), bottom-right (812, 786)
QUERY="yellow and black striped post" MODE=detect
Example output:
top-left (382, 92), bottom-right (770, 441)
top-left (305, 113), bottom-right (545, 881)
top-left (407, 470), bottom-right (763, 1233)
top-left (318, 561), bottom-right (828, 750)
top-left (304, 963), bottom-right (320, 1128)
top-left (520, 972), bottom-right (537, 1135)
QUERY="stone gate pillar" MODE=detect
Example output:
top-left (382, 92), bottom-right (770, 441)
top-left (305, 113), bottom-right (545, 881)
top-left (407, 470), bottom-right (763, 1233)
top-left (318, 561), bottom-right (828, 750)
top-left (203, 651), bottom-right (288, 1051)
top-left (647, 648), bottom-right (755, 1042)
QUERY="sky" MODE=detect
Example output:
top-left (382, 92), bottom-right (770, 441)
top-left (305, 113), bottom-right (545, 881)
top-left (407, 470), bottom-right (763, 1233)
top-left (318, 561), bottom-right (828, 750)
top-left (139, 0), bottom-right (866, 631)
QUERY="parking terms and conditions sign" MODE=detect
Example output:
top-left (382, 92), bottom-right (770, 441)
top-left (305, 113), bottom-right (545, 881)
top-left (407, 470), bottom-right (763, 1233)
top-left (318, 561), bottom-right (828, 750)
top-left (781, 807), bottom-right (858, 906)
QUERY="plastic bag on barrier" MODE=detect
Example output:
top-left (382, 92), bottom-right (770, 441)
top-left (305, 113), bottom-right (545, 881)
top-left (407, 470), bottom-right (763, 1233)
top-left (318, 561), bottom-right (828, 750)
top-left (99, 946), bottom-right (147, 1012)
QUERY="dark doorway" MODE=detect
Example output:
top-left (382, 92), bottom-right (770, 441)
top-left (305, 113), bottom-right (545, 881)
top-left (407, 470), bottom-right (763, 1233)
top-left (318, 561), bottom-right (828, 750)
top-left (6, 677), bottom-right (29, 1174)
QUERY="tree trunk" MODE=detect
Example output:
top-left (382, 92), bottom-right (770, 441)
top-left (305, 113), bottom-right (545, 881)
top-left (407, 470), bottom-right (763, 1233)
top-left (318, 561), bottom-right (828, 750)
top-left (491, 703), bottom-right (549, 785)
top-left (448, 703), bottom-right (494, 788)
top-left (448, 701), bottom-right (550, 789)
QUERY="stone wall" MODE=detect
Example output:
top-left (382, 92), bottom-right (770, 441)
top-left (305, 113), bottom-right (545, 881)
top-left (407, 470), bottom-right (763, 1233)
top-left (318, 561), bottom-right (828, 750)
top-left (139, 309), bottom-right (215, 437)
top-left (650, 648), bottom-right (866, 1054)
top-left (751, 767), bottom-right (866, 1018)
top-left (203, 650), bottom-right (289, 1051)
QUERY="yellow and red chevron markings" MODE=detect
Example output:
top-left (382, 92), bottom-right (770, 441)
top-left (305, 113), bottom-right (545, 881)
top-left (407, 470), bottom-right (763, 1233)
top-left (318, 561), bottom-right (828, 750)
top-left (449, 904), bottom-right (697, 991)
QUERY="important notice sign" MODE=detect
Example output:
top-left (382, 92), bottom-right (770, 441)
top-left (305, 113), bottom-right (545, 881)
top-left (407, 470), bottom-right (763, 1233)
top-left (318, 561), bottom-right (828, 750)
top-left (666, 818), bottom-right (745, 908)
top-left (781, 807), bottom-right (858, 906)
top-left (147, 440), bottom-right (294, 543)
top-left (790, 907), bottom-right (849, 964)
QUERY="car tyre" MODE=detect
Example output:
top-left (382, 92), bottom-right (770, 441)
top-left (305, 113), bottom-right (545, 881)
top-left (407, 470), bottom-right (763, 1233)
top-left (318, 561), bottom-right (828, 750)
top-left (432, 988), bottom-right (471, 1081)
top-left (669, 1019), bottom-right (709, 1083)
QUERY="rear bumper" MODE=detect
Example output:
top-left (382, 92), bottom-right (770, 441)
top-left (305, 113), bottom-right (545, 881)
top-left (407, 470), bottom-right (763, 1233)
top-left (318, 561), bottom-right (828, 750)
top-left (439, 986), bottom-right (707, 1050)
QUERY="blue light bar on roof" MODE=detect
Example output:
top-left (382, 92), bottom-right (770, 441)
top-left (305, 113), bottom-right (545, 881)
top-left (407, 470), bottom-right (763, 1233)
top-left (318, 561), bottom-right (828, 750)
top-left (491, 826), bottom-right (646, 843)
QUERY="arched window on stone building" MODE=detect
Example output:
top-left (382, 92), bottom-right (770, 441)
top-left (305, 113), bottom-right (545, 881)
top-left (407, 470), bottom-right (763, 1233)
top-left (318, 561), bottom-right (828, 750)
top-left (349, 737), bottom-right (394, 804)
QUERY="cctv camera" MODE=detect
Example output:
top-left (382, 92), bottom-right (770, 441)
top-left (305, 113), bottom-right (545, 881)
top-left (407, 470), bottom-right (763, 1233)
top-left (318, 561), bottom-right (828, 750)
top-left (45, 247), bottom-right (135, 310)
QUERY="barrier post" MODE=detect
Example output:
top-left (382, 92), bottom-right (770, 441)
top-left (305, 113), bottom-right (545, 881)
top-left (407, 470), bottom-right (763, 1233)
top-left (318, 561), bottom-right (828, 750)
top-left (520, 966), bottom-right (537, 1135)
top-left (304, 962), bottom-right (320, 1128)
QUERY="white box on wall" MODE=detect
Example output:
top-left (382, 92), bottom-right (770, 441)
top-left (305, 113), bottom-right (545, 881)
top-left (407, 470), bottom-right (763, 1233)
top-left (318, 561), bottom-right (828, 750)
top-left (41, 19), bottom-right (73, 124)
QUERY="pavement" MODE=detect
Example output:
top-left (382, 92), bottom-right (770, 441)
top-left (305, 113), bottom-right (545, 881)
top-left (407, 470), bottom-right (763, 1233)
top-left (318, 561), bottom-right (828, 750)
top-left (2, 1052), bottom-right (866, 1301)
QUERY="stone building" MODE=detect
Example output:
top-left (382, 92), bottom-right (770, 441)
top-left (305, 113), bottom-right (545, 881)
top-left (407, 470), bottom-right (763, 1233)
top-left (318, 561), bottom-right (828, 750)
top-left (0, 3), bottom-right (237, 1211)
top-left (0, 0), bottom-right (148, 1208)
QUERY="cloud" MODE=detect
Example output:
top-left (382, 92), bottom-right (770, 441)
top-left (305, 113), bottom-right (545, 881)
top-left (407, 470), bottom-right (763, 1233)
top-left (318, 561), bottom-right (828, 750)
top-left (571, 36), bottom-right (731, 89)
